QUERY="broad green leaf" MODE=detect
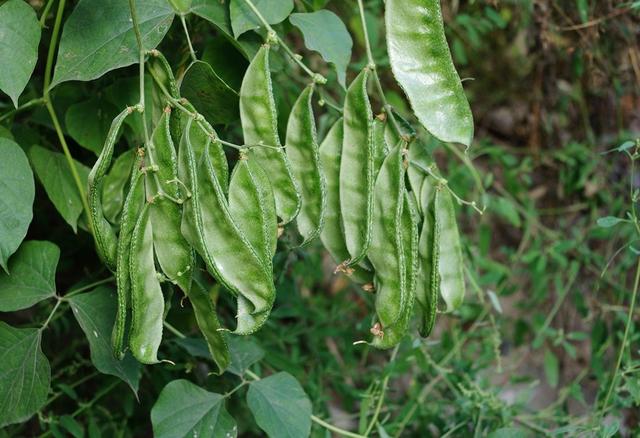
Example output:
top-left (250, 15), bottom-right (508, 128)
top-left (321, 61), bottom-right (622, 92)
top-left (51, 0), bottom-right (174, 87)
top-left (174, 337), bottom-right (212, 359)
top-left (59, 415), bottom-right (84, 438)
top-left (227, 336), bottom-right (264, 376)
top-left (65, 98), bottom-right (119, 154)
top-left (597, 216), bottom-right (627, 228)
top-left (229, 0), bottom-right (293, 38)
top-left (386, 0), bottom-right (474, 146)
top-left (0, 241), bottom-right (59, 312)
top-left (289, 10), bottom-right (352, 88)
top-left (0, 322), bottom-right (51, 427)
top-left (29, 145), bottom-right (91, 232)
top-left (68, 287), bottom-right (141, 394)
top-left (180, 61), bottom-right (239, 125)
top-left (0, 126), bottom-right (13, 140)
top-left (247, 372), bottom-right (312, 438)
top-left (0, 0), bottom-right (41, 107)
top-left (0, 138), bottom-right (34, 273)
top-left (202, 38), bottom-right (249, 92)
top-left (151, 380), bottom-right (236, 438)
top-left (102, 151), bottom-right (135, 225)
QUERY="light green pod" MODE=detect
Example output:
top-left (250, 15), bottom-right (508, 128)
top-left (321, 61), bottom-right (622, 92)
top-left (371, 191), bottom-right (418, 349)
top-left (148, 109), bottom-right (194, 294)
top-left (435, 186), bottom-right (465, 311)
top-left (240, 45), bottom-right (300, 224)
top-left (407, 143), bottom-right (437, 215)
top-left (318, 119), bottom-right (373, 284)
top-left (371, 117), bottom-right (389, 178)
top-left (129, 203), bottom-right (165, 364)
top-left (178, 118), bottom-right (275, 315)
top-left (368, 143), bottom-right (405, 327)
top-left (190, 264), bottom-right (230, 374)
top-left (386, 0), bottom-right (473, 146)
top-left (228, 153), bottom-right (278, 268)
top-left (340, 68), bottom-right (374, 266)
top-left (87, 107), bottom-right (131, 270)
top-left (112, 152), bottom-right (144, 360)
top-left (286, 85), bottom-right (326, 245)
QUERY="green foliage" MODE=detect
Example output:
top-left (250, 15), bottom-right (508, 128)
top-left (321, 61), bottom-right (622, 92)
top-left (1, 0), bottom-right (639, 436)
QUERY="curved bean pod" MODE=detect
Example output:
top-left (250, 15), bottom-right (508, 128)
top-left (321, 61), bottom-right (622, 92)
top-left (240, 45), bottom-right (300, 224)
top-left (178, 118), bottom-right (275, 315)
top-left (371, 191), bottom-right (418, 349)
top-left (87, 107), bottom-right (131, 270)
top-left (228, 153), bottom-right (277, 268)
top-left (340, 68), bottom-right (374, 266)
top-left (385, 0), bottom-right (473, 146)
top-left (286, 85), bottom-right (326, 245)
top-left (148, 109), bottom-right (194, 294)
top-left (112, 151), bottom-right (144, 360)
top-left (435, 186), bottom-right (465, 311)
top-left (407, 143), bottom-right (436, 215)
top-left (415, 176), bottom-right (439, 337)
top-left (318, 119), bottom-right (373, 284)
top-left (368, 143), bottom-right (405, 327)
top-left (129, 203), bottom-right (165, 364)
top-left (190, 265), bottom-right (230, 374)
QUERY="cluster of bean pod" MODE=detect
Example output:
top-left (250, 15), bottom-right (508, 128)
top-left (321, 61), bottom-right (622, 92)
top-left (87, 41), bottom-right (465, 370)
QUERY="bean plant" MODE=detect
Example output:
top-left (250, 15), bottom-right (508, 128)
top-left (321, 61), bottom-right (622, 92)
top-left (1, 0), bottom-right (637, 436)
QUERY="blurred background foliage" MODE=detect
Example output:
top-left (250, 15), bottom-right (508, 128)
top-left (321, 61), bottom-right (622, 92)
top-left (2, 0), bottom-right (640, 436)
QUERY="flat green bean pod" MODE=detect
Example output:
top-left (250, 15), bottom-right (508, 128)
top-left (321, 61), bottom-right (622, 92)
top-left (434, 186), bottom-right (465, 311)
top-left (87, 107), bottom-right (131, 270)
top-left (318, 119), bottom-right (373, 284)
top-left (228, 153), bottom-right (277, 268)
top-left (371, 117), bottom-right (389, 179)
top-left (340, 68), bottom-right (374, 266)
top-left (178, 118), bottom-right (275, 315)
top-left (240, 45), bottom-right (300, 224)
top-left (368, 143), bottom-right (405, 327)
top-left (129, 203), bottom-right (165, 364)
top-left (189, 264), bottom-right (230, 374)
top-left (285, 85), bottom-right (326, 245)
top-left (147, 50), bottom-right (180, 99)
top-left (148, 109), bottom-right (194, 294)
top-left (371, 191), bottom-right (418, 349)
top-left (407, 143), bottom-right (436, 215)
top-left (112, 151), bottom-right (144, 360)
top-left (415, 177), bottom-right (439, 337)
top-left (385, 0), bottom-right (473, 146)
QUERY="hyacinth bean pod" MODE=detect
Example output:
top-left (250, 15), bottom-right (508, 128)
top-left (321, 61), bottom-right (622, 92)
top-left (340, 68), bottom-right (374, 266)
top-left (87, 107), bottom-right (131, 270)
top-left (178, 118), bottom-right (275, 315)
top-left (285, 85), bottom-right (326, 245)
top-left (228, 153), bottom-right (278, 268)
top-left (239, 45), bottom-right (300, 224)
top-left (386, 0), bottom-right (474, 147)
top-left (148, 109), bottom-right (194, 294)
top-left (435, 186), bottom-right (465, 311)
top-left (129, 203), bottom-right (165, 364)
top-left (112, 151), bottom-right (144, 360)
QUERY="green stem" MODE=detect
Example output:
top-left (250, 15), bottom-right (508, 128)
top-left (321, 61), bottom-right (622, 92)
top-left (601, 256), bottom-right (640, 414)
top-left (179, 14), bottom-right (197, 62)
top-left (363, 345), bottom-right (399, 436)
top-left (39, 0), bottom-right (56, 27)
top-left (163, 321), bottom-right (187, 339)
top-left (63, 277), bottom-right (115, 299)
top-left (40, 298), bottom-right (63, 332)
top-left (0, 97), bottom-right (45, 123)
top-left (128, 0), bottom-right (150, 144)
top-left (356, 0), bottom-right (401, 136)
top-left (41, 0), bottom-right (92, 225)
top-left (311, 415), bottom-right (366, 438)
top-left (242, 0), bottom-right (325, 84)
